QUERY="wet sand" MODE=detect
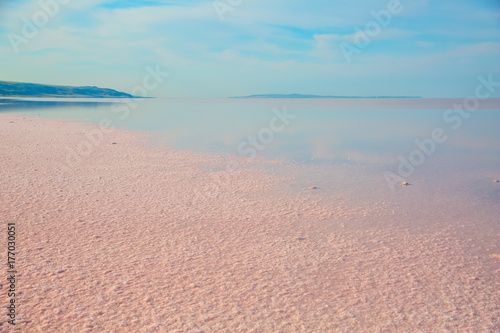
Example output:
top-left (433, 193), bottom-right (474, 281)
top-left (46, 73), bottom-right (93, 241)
top-left (1, 115), bottom-right (499, 332)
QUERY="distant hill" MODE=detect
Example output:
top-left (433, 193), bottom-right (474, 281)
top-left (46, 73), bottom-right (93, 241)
top-left (230, 93), bottom-right (422, 99)
top-left (0, 80), bottom-right (134, 98)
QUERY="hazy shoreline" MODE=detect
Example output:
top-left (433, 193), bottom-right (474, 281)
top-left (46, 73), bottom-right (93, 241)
top-left (0, 80), bottom-right (135, 98)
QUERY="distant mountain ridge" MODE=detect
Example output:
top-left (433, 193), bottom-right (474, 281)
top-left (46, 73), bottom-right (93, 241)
top-left (230, 93), bottom-right (422, 99)
top-left (0, 80), bottom-right (134, 98)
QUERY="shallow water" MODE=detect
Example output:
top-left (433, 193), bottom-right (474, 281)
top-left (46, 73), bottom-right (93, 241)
top-left (3, 97), bottom-right (499, 224)
top-left (1, 98), bottom-right (499, 164)
top-left (2, 97), bottom-right (499, 193)
top-left (1, 99), bottom-right (499, 331)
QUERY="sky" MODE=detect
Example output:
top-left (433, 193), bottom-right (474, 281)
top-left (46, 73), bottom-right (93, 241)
top-left (0, 0), bottom-right (499, 98)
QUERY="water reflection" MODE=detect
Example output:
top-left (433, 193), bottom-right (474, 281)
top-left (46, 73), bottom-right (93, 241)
top-left (1, 98), bottom-right (499, 168)
top-left (0, 98), bottom-right (113, 111)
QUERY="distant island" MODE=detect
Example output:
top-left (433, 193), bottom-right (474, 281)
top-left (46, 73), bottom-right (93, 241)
top-left (0, 80), bottom-right (134, 98)
top-left (230, 93), bottom-right (422, 99)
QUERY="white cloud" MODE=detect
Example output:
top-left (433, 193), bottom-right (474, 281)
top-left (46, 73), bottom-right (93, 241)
top-left (1, 0), bottom-right (499, 97)
top-left (93, 3), bottom-right (213, 26)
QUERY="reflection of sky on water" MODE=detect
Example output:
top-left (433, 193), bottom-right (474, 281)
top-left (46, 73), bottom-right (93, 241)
top-left (2, 98), bottom-right (499, 168)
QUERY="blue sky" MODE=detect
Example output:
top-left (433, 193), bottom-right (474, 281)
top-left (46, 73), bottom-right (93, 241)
top-left (0, 0), bottom-right (499, 97)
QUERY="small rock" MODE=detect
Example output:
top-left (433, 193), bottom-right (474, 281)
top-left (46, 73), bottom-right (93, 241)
top-left (112, 142), bottom-right (117, 145)
top-left (308, 186), bottom-right (317, 189)
top-left (401, 182), bottom-right (410, 186)
top-left (470, 276), bottom-right (479, 280)
top-left (493, 180), bottom-right (499, 183)
top-left (297, 237), bottom-right (306, 241)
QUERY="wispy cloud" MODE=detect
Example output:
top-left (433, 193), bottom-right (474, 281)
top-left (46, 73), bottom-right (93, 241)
top-left (1, 0), bottom-right (499, 97)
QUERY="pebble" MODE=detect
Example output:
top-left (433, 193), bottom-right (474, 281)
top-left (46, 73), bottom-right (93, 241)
top-left (493, 180), bottom-right (499, 183)
top-left (401, 182), bottom-right (409, 186)
top-left (308, 186), bottom-right (317, 189)
top-left (297, 237), bottom-right (306, 241)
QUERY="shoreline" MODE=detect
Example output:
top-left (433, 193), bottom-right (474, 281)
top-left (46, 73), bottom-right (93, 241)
top-left (1, 114), bottom-right (498, 332)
